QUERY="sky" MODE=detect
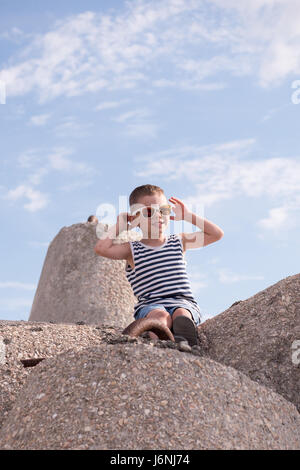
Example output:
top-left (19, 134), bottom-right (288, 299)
top-left (0, 0), bottom-right (299, 322)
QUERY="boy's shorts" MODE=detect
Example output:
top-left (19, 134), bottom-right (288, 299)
top-left (135, 303), bottom-right (201, 326)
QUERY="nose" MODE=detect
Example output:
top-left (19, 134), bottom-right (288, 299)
top-left (152, 212), bottom-right (162, 224)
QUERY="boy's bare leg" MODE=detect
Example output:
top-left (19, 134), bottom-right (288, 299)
top-left (145, 309), bottom-right (172, 340)
top-left (172, 308), bottom-right (198, 346)
top-left (172, 308), bottom-right (193, 321)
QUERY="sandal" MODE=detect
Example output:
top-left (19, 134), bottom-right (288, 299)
top-left (172, 316), bottom-right (198, 347)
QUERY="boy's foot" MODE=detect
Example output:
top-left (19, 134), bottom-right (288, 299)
top-left (172, 316), bottom-right (198, 347)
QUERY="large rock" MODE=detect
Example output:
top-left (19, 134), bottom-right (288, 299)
top-left (0, 320), bottom-right (123, 429)
top-left (29, 223), bottom-right (137, 326)
top-left (0, 343), bottom-right (299, 450)
top-left (199, 273), bottom-right (300, 412)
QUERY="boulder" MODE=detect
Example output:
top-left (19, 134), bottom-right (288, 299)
top-left (0, 343), bottom-right (299, 450)
top-left (199, 273), bottom-right (300, 412)
top-left (29, 223), bottom-right (137, 326)
top-left (0, 320), bottom-right (124, 429)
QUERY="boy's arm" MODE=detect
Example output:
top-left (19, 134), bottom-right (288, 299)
top-left (181, 211), bottom-right (224, 250)
top-left (168, 196), bottom-right (223, 250)
top-left (94, 212), bottom-right (132, 260)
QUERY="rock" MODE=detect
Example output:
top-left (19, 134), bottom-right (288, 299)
top-left (0, 320), bottom-right (123, 429)
top-left (0, 343), bottom-right (299, 450)
top-left (178, 341), bottom-right (192, 352)
top-left (199, 273), bottom-right (300, 412)
top-left (29, 222), bottom-right (137, 326)
top-left (1, 272), bottom-right (300, 450)
top-left (20, 358), bottom-right (45, 368)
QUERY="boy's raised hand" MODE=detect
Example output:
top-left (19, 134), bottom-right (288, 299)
top-left (117, 212), bottom-right (139, 230)
top-left (168, 196), bottom-right (190, 221)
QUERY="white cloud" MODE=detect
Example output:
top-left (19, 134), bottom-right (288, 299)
top-left (187, 269), bottom-right (208, 294)
top-left (211, 0), bottom-right (300, 87)
top-left (208, 257), bottom-right (221, 265)
top-left (113, 107), bottom-right (158, 138)
top-left (4, 184), bottom-right (49, 212)
top-left (152, 79), bottom-right (177, 88)
top-left (95, 99), bottom-right (129, 111)
top-left (2, 0), bottom-right (300, 101)
top-left (257, 204), bottom-right (297, 231)
top-left (17, 149), bottom-right (50, 186)
top-left (47, 147), bottom-right (93, 174)
top-left (5, 147), bottom-right (95, 211)
top-left (29, 113), bottom-right (51, 126)
top-left (260, 107), bottom-right (280, 122)
top-left (18, 146), bottom-right (93, 176)
top-left (152, 77), bottom-right (226, 91)
top-left (54, 116), bottom-right (93, 137)
top-left (47, 148), bottom-right (74, 170)
top-left (18, 148), bottom-right (43, 168)
top-left (59, 179), bottom-right (93, 192)
top-left (0, 297), bottom-right (33, 312)
top-left (113, 108), bottom-right (150, 123)
top-left (125, 122), bottom-right (158, 138)
top-left (134, 138), bottom-right (256, 189)
top-left (134, 138), bottom-right (300, 231)
top-left (178, 55), bottom-right (252, 81)
top-left (0, 281), bottom-right (36, 290)
top-left (27, 167), bottom-right (49, 186)
top-left (217, 268), bottom-right (264, 284)
top-left (0, 27), bottom-right (27, 43)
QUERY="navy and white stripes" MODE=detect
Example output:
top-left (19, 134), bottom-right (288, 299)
top-left (125, 234), bottom-right (201, 319)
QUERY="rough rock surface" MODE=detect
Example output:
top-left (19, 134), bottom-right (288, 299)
top-left (0, 343), bottom-right (299, 450)
top-left (1, 273), bottom-right (299, 450)
top-left (0, 320), bottom-right (123, 429)
top-left (199, 273), bottom-right (300, 412)
top-left (0, 320), bottom-right (206, 430)
top-left (29, 223), bottom-right (137, 326)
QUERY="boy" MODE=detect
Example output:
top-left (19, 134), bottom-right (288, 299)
top-left (94, 184), bottom-right (224, 346)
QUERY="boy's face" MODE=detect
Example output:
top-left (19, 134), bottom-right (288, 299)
top-left (130, 192), bottom-right (170, 239)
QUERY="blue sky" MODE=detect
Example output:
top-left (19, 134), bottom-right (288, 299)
top-left (0, 0), bottom-right (299, 322)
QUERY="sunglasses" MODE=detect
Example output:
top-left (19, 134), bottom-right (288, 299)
top-left (131, 204), bottom-right (172, 218)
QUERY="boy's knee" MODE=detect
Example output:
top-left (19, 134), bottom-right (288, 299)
top-left (145, 309), bottom-right (173, 330)
top-left (172, 308), bottom-right (192, 320)
top-left (146, 309), bottom-right (170, 322)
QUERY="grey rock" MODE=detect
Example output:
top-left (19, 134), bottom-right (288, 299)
top-left (29, 222), bottom-right (137, 327)
top-left (0, 321), bottom-right (123, 429)
top-left (1, 271), bottom-right (299, 450)
top-left (178, 341), bottom-right (192, 352)
top-left (0, 344), bottom-right (299, 450)
top-left (199, 273), bottom-right (300, 412)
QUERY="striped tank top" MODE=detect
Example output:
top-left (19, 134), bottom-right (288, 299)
top-left (125, 234), bottom-right (201, 320)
